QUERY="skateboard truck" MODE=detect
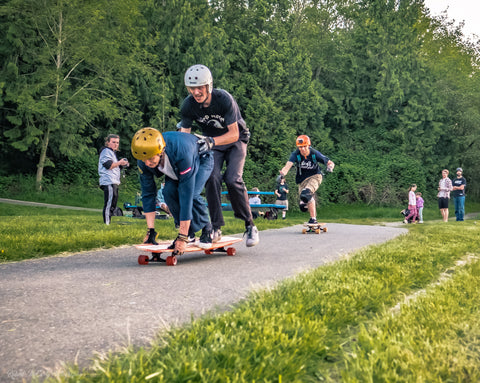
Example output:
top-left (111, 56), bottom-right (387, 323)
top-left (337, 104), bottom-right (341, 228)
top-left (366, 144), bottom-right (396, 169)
top-left (138, 250), bottom-right (181, 266)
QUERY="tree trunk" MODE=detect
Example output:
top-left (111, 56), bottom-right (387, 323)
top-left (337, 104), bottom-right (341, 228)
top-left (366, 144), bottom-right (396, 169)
top-left (36, 128), bottom-right (50, 192)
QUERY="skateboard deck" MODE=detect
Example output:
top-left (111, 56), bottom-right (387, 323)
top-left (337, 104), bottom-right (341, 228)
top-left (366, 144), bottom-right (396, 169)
top-left (135, 236), bottom-right (242, 266)
top-left (302, 222), bottom-right (327, 234)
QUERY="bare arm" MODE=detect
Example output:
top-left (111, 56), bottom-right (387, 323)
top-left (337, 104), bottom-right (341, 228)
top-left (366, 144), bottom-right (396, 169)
top-left (212, 122), bottom-right (239, 146)
top-left (109, 158), bottom-right (129, 170)
top-left (181, 122), bottom-right (239, 146)
top-left (280, 161), bottom-right (294, 177)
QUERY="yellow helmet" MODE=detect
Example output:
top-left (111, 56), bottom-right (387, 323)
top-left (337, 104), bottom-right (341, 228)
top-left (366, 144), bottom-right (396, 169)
top-left (131, 127), bottom-right (166, 161)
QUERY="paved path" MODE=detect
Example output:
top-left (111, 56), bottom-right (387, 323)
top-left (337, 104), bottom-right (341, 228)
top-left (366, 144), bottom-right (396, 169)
top-left (0, 223), bottom-right (407, 382)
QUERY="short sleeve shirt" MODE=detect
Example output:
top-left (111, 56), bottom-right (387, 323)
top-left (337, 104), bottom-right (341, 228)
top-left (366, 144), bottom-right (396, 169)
top-left (288, 148), bottom-right (329, 184)
top-left (179, 89), bottom-right (250, 142)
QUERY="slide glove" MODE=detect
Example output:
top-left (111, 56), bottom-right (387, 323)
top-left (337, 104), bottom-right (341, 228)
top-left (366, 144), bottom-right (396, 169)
top-left (144, 228), bottom-right (159, 245)
top-left (326, 161), bottom-right (335, 173)
top-left (196, 135), bottom-right (215, 156)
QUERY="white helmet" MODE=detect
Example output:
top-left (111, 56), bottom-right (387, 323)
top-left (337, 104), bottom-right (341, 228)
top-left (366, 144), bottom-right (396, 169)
top-left (184, 64), bottom-right (213, 93)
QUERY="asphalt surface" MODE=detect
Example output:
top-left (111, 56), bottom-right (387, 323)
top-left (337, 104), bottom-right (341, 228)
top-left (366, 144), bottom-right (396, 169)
top-left (0, 222), bottom-right (407, 382)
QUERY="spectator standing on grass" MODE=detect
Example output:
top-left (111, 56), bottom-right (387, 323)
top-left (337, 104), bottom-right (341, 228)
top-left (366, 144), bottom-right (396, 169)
top-left (275, 176), bottom-right (289, 219)
top-left (452, 167), bottom-right (467, 222)
top-left (177, 64), bottom-right (259, 247)
top-left (98, 134), bottom-right (129, 225)
top-left (437, 169), bottom-right (453, 222)
top-left (404, 184), bottom-right (418, 224)
top-left (416, 191), bottom-right (424, 223)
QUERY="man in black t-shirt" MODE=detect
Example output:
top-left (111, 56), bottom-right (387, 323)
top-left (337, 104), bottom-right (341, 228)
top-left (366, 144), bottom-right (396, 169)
top-left (177, 64), bottom-right (259, 247)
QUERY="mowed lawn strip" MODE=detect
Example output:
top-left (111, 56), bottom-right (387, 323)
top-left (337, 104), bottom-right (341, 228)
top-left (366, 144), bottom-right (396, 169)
top-left (0, 204), bottom-right (306, 262)
top-left (43, 222), bottom-right (480, 382)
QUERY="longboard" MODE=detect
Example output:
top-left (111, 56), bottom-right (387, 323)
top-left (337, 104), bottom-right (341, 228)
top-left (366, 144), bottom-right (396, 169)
top-left (302, 222), bottom-right (327, 234)
top-left (135, 236), bottom-right (242, 266)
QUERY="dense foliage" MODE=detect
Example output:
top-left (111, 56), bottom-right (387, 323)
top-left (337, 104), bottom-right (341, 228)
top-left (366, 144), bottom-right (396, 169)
top-left (1, 0), bottom-right (479, 204)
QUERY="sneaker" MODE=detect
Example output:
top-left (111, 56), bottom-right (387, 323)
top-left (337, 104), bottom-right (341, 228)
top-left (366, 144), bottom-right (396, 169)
top-left (244, 225), bottom-right (259, 247)
top-left (144, 229), bottom-right (159, 245)
top-left (198, 227), bottom-right (213, 249)
top-left (212, 228), bottom-right (222, 243)
top-left (308, 218), bottom-right (318, 224)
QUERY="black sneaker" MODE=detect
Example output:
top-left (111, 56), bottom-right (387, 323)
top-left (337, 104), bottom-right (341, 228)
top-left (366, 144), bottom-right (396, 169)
top-left (308, 218), bottom-right (318, 224)
top-left (143, 228), bottom-right (159, 245)
top-left (198, 227), bottom-right (213, 249)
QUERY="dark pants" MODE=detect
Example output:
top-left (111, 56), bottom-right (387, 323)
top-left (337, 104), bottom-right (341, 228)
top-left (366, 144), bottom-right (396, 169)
top-left (206, 140), bottom-right (253, 229)
top-left (101, 184), bottom-right (119, 225)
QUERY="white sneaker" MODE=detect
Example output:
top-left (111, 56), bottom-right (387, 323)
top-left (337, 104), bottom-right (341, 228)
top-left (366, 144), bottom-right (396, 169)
top-left (245, 225), bottom-right (259, 247)
top-left (212, 229), bottom-right (222, 243)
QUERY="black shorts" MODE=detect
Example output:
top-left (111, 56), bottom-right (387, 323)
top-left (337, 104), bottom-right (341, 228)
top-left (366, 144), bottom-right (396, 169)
top-left (438, 197), bottom-right (449, 209)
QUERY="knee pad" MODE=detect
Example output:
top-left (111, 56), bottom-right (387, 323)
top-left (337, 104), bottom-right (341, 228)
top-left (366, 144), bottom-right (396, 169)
top-left (299, 201), bottom-right (309, 212)
top-left (300, 188), bottom-right (313, 203)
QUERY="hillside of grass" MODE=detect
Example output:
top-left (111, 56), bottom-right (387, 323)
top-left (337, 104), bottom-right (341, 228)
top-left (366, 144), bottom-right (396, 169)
top-left (33, 220), bottom-right (480, 382)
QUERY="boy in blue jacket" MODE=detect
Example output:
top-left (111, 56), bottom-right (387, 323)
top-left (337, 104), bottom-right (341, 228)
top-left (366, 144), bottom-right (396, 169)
top-left (131, 128), bottom-right (213, 254)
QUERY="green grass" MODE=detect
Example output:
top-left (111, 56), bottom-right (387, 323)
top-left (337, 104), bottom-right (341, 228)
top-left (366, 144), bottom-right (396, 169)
top-left (39, 221), bottom-right (480, 382)
top-left (0, 204), bottom-right (310, 262)
top-left (3, 197), bottom-right (480, 381)
top-left (2, 201), bottom-right (479, 263)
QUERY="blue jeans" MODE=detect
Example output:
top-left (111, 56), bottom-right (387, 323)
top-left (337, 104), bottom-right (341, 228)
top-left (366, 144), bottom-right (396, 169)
top-left (164, 151), bottom-right (214, 234)
top-left (454, 195), bottom-right (465, 221)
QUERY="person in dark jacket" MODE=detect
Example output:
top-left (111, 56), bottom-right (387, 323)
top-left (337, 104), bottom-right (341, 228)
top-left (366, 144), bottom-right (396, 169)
top-left (131, 128), bottom-right (214, 254)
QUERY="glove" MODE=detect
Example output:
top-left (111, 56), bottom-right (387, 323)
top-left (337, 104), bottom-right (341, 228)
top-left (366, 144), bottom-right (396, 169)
top-left (143, 228), bottom-right (158, 245)
top-left (326, 161), bottom-right (335, 173)
top-left (197, 136), bottom-right (215, 156)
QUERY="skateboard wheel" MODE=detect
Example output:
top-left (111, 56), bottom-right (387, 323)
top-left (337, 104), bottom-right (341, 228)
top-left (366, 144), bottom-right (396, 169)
top-left (323, 227), bottom-right (328, 233)
top-left (166, 255), bottom-right (177, 266)
top-left (302, 229), bottom-right (307, 234)
top-left (138, 255), bottom-right (149, 265)
top-left (315, 229), bottom-right (320, 234)
top-left (226, 247), bottom-right (236, 256)
top-left (204, 249), bottom-right (213, 255)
